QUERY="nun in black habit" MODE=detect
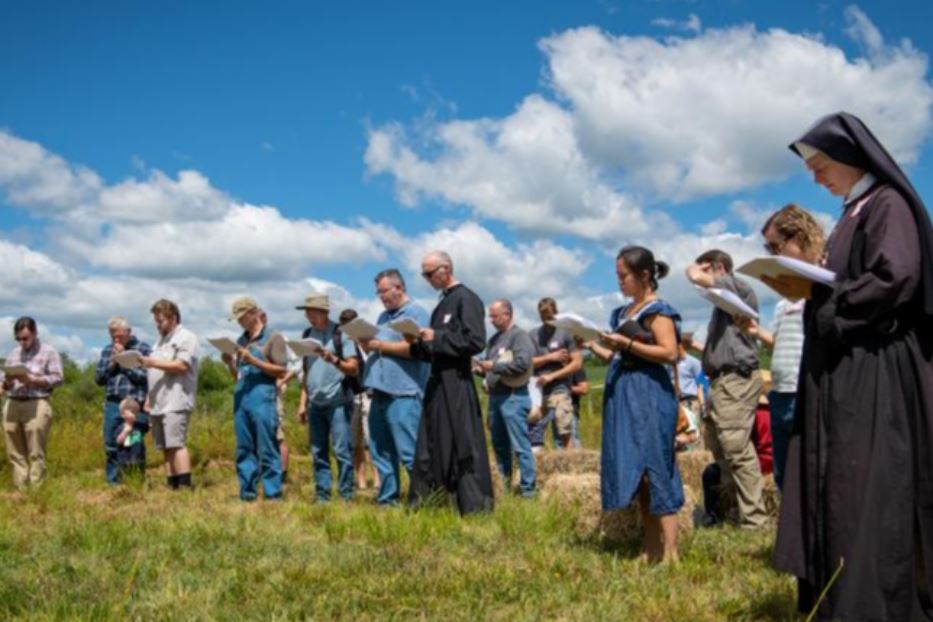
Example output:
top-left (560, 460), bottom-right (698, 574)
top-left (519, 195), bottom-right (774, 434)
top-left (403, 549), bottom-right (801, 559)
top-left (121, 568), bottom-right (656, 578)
top-left (773, 112), bottom-right (933, 621)
top-left (407, 251), bottom-right (494, 515)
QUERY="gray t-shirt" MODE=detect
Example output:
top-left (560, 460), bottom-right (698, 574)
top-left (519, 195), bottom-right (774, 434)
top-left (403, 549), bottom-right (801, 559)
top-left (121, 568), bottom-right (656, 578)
top-left (529, 325), bottom-right (576, 395)
top-left (702, 275), bottom-right (760, 377)
top-left (147, 324), bottom-right (200, 414)
top-left (485, 325), bottom-right (535, 392)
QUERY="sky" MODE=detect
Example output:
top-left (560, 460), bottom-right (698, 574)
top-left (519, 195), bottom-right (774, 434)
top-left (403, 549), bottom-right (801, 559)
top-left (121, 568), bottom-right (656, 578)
top-left (1, 0), bottom-right (932, 361)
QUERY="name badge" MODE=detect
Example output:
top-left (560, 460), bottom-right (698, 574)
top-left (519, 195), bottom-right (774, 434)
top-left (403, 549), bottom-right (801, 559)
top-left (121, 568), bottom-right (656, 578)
top-left (549, 340), bottom-right (560, 350)
top-left (443, 314), bottom-right (452, 324)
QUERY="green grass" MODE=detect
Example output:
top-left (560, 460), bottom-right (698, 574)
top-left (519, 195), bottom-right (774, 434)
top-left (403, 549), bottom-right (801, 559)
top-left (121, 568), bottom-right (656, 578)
top-left (0, 360), bottom-right (797, 621)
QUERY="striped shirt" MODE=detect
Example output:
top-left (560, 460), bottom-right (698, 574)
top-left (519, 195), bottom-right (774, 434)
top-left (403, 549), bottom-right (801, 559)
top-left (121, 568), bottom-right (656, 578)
top-left (2, 339), bottom-right (63, 399)
top-left (770, 298), bottom-right (806, 393)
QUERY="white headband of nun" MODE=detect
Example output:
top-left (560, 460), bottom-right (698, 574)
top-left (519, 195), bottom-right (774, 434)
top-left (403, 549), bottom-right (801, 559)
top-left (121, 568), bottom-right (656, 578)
top-left (794, 142), bottom-right (822, 161)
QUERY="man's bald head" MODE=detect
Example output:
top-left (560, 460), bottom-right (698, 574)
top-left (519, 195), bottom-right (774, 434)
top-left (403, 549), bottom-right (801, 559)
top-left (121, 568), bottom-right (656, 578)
top-left (423, 250), bottom-right (453, 271)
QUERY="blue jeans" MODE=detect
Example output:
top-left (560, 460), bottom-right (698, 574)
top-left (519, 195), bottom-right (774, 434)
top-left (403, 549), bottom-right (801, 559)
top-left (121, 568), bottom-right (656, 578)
top-left (368, 392), bottom-right (421, 505)
top-left (489, 391), bottom-right (536, 497)
top-left (234, 383), bottom-right (283, 501)
top-left (768, 391), bottom-right (796, 491)
top-left (308, 401), bottom-right (353, 501)
top-left (103, 400), bottom-right (123, 483)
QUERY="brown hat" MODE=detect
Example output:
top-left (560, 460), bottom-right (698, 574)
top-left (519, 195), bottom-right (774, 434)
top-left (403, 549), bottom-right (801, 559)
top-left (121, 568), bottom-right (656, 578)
top-left (295, 293), bottom-right (329, 311)
top-left (229, 296), bottom-right (259, 321)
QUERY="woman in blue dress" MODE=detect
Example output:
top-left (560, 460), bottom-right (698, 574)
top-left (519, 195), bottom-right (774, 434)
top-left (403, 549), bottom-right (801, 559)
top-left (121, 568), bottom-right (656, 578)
top-left (584, 245), bottom-right (684, 563)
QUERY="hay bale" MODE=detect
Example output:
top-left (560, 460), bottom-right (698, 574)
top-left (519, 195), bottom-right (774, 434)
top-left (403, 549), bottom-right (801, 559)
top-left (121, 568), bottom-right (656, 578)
top-left (676, 449), bottom-right (714, 495)
top-left (541, 473), bottom-right (602, 536)
top-left (542, 472), bottom-right (698, 545)
top-left (535, 449), bottom-right (600, 483)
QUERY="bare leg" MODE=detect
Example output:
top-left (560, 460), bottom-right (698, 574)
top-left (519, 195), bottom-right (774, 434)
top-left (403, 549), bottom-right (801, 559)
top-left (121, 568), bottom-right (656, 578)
top-left (639, 478), bottom-right (663, 563)
top-left (659, 513), bottom-right (680, 563)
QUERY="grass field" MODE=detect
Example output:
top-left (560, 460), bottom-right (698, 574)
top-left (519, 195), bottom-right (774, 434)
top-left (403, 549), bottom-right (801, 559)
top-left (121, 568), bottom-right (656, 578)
top-left (0, 360), bottom-right (798, 621)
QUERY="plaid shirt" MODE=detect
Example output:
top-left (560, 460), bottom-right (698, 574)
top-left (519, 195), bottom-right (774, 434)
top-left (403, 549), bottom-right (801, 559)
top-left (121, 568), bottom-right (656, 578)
top-left (95, 336), bottom-right (152, 403)
top-left (2, 339), bottom-right (63, 399)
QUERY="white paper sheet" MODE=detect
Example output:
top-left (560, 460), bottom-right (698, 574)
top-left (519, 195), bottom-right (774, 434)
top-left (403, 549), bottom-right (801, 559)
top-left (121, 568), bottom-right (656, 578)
top-left (695, 285), bottom-right (759, 320)
top-left (207, 337), bottom-right (240, 356)
top-left (112, 350), bottom-right (144, 370)
top-left (550, 312), bottom-right (603, 342)
top-left (387, 318), bottom-right (421, 338)
top-left (339, 317), bottom-right (379, 341)
top-left (2, 364), bottom-right (28, 377)
top-left (737, 255), bottom-right (836, 287)
top-left (286, 338), bottom-right (325, 358)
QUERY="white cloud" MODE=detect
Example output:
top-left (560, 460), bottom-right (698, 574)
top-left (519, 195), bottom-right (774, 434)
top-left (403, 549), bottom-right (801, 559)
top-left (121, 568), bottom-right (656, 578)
top-left (366, 95), bottom-right (664, 241)
top-left (96, 169), bottom-right (230, 223)
top-left (0, 130), bottom-right (102, 213)
top-left (366, 8), bottom-right (931, 240)
top-left (542, 14), bottom-right (932, 201)
top-left (58, 204), bottom-right (385, 281)
top-left (652, 14), bottom-right (702, 33)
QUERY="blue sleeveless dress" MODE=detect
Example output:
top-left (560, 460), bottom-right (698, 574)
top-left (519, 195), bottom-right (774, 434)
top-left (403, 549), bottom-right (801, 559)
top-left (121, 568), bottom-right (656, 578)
top-left (601, 299), bottom-right (685, 514)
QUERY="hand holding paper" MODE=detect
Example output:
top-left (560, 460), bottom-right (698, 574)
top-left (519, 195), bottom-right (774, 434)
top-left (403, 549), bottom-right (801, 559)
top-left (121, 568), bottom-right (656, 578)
top-left (287, 338), bottom-right (325, 358)
top-left (208, 337), bottom-right (239, 357)
top-left (695, 286), bottom-right (759, 320)
top-left (387, 318), bottom-right (421, 338)
top-left (339, 318), bottom-right (379, 341)
top-left (112, 350), bottom-right (144, 370)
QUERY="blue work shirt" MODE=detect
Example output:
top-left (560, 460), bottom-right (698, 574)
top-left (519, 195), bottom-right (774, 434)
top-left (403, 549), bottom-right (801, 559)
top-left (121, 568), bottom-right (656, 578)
top-left (304, 321), bottom-right (358, 407)
top-left (363, 301), bottom-right (430, 398)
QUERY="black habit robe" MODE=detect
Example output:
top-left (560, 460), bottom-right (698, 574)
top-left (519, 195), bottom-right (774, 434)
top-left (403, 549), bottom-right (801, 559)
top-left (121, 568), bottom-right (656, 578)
top-left (408, 283), bottom-right (494, 515)
top-left (775, 112), bottom-right (933, 621)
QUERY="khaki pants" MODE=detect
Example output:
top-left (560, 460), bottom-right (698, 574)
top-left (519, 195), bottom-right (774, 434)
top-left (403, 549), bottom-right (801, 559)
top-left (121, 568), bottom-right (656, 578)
top-left (3, 397), bottom-right (53, 489)
top-left (705, 371), bottom-right (766, 528)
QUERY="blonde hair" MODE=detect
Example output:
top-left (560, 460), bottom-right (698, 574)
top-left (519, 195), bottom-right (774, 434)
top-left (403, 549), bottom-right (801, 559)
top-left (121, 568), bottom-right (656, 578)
top-left (107, 316), bottom-right (131, 331)
top-left (118, 398), bottom-right (141, 415)
top-left (762, 204), bottom-right (826, 263)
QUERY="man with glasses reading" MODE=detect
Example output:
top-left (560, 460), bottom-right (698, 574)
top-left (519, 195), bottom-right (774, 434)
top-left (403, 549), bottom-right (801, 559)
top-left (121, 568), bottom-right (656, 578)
top-left (407, 251), bottom-right (494, 515)
top-left (357, 269), bottom-right (430, 505)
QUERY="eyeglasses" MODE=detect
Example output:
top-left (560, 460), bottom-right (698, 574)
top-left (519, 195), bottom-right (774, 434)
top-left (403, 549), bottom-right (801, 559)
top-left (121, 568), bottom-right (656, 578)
top-left (421, 265), bottom-right (447, 279)
top-left (14, 336), bottom-right (31, 343)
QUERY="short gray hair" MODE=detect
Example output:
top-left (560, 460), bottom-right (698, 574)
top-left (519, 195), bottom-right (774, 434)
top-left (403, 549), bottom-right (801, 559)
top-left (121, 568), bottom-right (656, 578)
top-left (108, 316), bottom-right (131, 331)
top-left (424, 250), bottom-right (453, 272)
top-left (374, 268), bottom-right (406, 291)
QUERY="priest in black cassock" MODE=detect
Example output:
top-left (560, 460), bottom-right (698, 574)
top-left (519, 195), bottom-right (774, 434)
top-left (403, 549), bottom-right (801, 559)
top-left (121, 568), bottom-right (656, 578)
top-left (407, 251), bottom-right (494, 515)
top-left (772, 112), bottom-right (933, 621)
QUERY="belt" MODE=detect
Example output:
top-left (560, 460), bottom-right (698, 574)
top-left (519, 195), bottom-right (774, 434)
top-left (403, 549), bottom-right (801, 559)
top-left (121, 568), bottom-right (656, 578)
top-left (679, 394), bottom-right (699, 402)
top-left (708, 367), bottom-right (755, 381)
top-left (7, 395), bottom-right (46, 402)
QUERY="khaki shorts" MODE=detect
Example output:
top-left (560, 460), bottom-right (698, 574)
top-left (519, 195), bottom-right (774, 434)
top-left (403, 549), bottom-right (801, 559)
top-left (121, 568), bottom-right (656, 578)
top-left (545, 391), bottom-right (574, 437)
top-left (150, 411), bottom-right (190, 450)
top-left (350, 393), bottom-right (371, 449)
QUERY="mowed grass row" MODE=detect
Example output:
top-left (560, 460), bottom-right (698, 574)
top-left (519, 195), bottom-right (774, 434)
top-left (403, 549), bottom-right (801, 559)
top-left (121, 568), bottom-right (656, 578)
top-left (0, 361), bottom-right (797, 621)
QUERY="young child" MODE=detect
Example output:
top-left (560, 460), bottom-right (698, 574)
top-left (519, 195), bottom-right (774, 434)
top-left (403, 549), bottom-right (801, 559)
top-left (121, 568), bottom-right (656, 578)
top-left (115, 397), bottom-right (148, 478)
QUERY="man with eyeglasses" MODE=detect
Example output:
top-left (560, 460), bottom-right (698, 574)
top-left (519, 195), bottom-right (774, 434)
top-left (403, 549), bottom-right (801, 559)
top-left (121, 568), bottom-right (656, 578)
top-left (0, 316), bottom-right (63, 489)
top-left (406, 251), bottom-right (494, 515)
top-left (357, 268), bottom-right (430, 505)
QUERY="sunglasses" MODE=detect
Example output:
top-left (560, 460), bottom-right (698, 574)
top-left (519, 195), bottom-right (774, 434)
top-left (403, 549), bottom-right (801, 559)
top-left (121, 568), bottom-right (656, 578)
top-left (421, 265), bottom-right (447, 279)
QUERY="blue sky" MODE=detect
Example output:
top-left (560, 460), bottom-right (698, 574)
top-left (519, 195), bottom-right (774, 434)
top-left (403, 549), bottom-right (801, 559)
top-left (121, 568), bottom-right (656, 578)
top-left (1, 0), bottom-right (932, 359)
